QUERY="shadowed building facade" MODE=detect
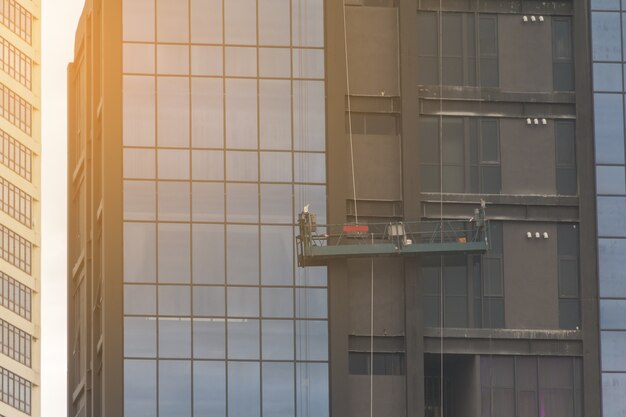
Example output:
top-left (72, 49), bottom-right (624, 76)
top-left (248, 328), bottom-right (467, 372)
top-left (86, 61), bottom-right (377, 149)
top-left (69, 0), bottom-right (605, 417)
top-left (0, 0), bottom-right (41, 416)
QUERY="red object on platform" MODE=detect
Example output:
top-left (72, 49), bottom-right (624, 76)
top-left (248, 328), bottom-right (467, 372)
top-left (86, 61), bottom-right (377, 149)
top-left (342, 225), bottom-right (369, 233)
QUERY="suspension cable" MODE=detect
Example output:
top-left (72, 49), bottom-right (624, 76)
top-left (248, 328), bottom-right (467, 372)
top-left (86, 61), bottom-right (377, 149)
top-left (342, 0), bottom-right (359, 223)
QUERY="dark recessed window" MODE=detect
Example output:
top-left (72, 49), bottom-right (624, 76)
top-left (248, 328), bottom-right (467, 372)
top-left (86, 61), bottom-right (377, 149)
top-left (349, 352), bottom-right (405, 376)
top-left (418, 12), bottom-right (499, 88)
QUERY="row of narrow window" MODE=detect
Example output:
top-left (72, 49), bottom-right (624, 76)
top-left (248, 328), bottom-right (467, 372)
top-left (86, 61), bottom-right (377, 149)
top-left (0, 317), bottom-right (31, 367)
top-left (0, 365), bottom-right (31, 415)
top-left (0, 128), bottom-right (32, 181)
top-left (0, 35), bottom-right (32, 90)
top-left (0, 0), bottom-right (32, 45)
top-left (0, 176), bottom-right (31, 227)
top-left (0, 223), bottom-right (31, 275)
top-left (0, 271), bottom-right (32, 321)
top-left (0, 82), bottom-right (31, 136)
top-left (0, 177), bottom-right (33, 227)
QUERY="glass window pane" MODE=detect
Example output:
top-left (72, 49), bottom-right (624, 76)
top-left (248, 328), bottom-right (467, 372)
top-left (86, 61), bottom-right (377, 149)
top-left (158, 182), bottom-right (190, 221)
top-left (601, 299), bottom-right (626, 329)
top-left (124, 360), bottom-right (157, 417)
top-left (262, 288), bottom-right (294, 317)
top-left (293, 48), bottom-right (325, 79)
top-left (124, 222), bottom-right (157, 283)
top-left (159, 319), bottom-right (191, 358)
top-left (157, 45), bottom-right (189, 75)
top-left (124, 148), bottom-right (155, 179)
top-left (193, 320), bottom-right (226, 359)
top-left (124, 181), bottom-right (156, 221)
top-left (599, 238), bottom-right (626, 297)
top-left (227, 225), bottom-right (259, 285)
top-left (293, 81), bottom-right (325, 151)
top-left (225, 47), bottom-right (257, 77)
top-left (123, 0), bottom-right (155, 42)
top-left (192, 224), bottom-right (225, 284)
top-left (259, 0), bottom-right (290, 46)
top-left (262, 319), bottom-right (294, 360)
top-left (158, 223), bottom-right (191, 283)
top-left (597, 166), bottom-right (626, 195)
top-left (559, 299), bottom-right (580, 330)
top-left (159, 360), bottom-right (191, 417)
top-left (602, 331), bottom-right (626, 371)
top-left (296, 363), bottom-right (329, 417)
top-left (597, 196), bottom-right (626, 237)
top-left (296, 319), bottom-right (328, 361)
top-left (261, 226), bottom-right (294, 285)
top-left (228, 362), bottom-right (260, 417)
top-left (192, 182), bottom-right (225, 223)
top-left (124, 317), bottom-right (156, 357)
top-left (227, 287), bottom-right (259, 317)
top-left (124, 285), bottom-right (157, 315)
top-left (124, 44), bottom-right (155, 74)
top-left (190, 0), bottom-right (223, 43)
top-left (156, 0), bottom-right (189, 43)
top-left (263, 363), bottom-right (295, 417)
top-left (158, 285), bottom-right (191, 316)
top-left (260, 184), bottom-right (293, 224)
top-left (192, 78), bottom-right (224, 148)
top-left (226, 151), bottom-right (258, 181)
top-left (592, 12), bottom-right (622, 61)
top-left (259, 48), bottom-right (291, 78)
top-left (227, 319), bottom-right (260, 359)
top-left (158, 149), bottom-right (190, 179)
top-left (260, 80), bottom-right (292, 150)
top-left (157, 77), bottom-right (190, 148)
top-left (224, 0), bottom-right (257, 44)
top-left (123, 76), bottom-right (155, 147)
top-left (226, 79), bottom-right (258, 149)
top-left (294, 152), bottom-right (325, 183)
top-left (292, 0), bottom-right (324, 47)
top-left (296, 288), bottom-right (327, 319)
top-left (260, 152), bottom-right (292, 182)
top-left (191, 46), bottom-right (223, 76)
top-left (594, 94), bottom-right (624, 164)
top-left (594, 63), bottom-right (622, 91)
top-left (194, 361), bottom-right (226, 417)
top-left (226, 183), bottom-right (258, 222)
top-left (602, 374), bottom-right (626, 417)
top-left (193, 286), bottom-right (225, 316)
top-left (192, 150), bottom-right (224, 181)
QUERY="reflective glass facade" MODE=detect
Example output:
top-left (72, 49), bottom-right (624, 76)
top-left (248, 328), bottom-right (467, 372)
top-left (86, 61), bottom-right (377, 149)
top-left (591, 2), bottom-right (626, 415)
top-left (121, 1), bottom-right (328, 416)
top-left (0, 0), bottom-right (39, 415)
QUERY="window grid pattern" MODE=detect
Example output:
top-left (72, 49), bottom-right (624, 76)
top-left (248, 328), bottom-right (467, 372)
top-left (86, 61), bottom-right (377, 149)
top-left (419, 116), bottom-right (502, 195)
top-left (0, 82), bottom-right (31, 136)
top-left (0, 223), bottom-right (31, 274)
top-left (0, 128), bottom-right (32, 181)
top-left (417, 11), bottom-right (499, 88)
top-left (0, 0), bottom-right (32, 44)
top-left (0, 366), bottom-right (31, 415)
top-left (423, 222), bottom-right (504, 329)
top-left (121, 1), bottom-right (328, 416)
top-left (0, 271), bottom-right (32, 320)
top-left (0, 176), bottom-right (31, 227)
top-left (0, 36), bottom-right (32, 89)
top-left (0, 317), bottom-right (31, 367)
top-left (591, 2), bottom-right (626, 415)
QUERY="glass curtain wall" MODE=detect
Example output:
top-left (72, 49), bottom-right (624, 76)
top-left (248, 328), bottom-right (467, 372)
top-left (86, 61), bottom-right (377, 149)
top-left (591, 2), bottom-right (626, 415)
top-left (121, 0), bottom-right (328, 416)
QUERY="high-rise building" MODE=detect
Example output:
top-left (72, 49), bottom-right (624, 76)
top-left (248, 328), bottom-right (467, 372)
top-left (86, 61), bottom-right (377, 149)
top-left (68, 0), bottom-right (606, 417)
top-left (0, 0), bottom-right (41, 416)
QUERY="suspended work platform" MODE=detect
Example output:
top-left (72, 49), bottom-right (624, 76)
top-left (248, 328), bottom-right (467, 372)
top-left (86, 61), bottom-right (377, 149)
top-left (296, 204), bottom-right (489, 267)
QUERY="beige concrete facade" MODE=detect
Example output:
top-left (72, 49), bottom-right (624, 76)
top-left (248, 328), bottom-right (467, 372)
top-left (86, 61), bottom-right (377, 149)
top-left (0, 0), bottom-right (41, 416)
